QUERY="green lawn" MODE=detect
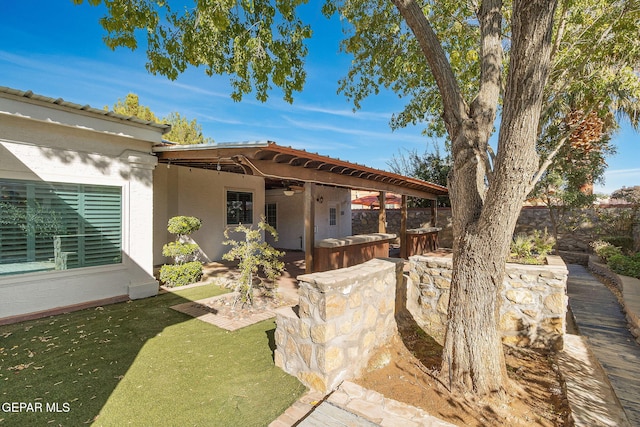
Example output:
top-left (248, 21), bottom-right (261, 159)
top-left (0, 284), bottom-right (306, 426)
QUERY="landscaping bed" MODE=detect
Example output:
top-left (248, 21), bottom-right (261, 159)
top-left (356, 315), bottom-right (570, 426)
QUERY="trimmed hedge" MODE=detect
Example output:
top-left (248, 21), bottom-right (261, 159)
top-left (159, 262), bottom-right (204, 287)
top-left (167, 216), bottom-right (202, 235)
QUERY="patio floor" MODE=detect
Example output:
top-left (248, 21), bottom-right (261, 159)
top-left (166, 250), bottom-right (306, 330)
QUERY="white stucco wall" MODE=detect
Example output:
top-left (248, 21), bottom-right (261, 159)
top-left (153, 165), bottom-right (266, 265)
top-left (264, 185), bottom-right (352, 250)
top-left (265, 189), bottom-right (305, 250)
top-left (0, 96), bottom-right (162, 322)
top-left (312, 185), bottom-right (352, 242)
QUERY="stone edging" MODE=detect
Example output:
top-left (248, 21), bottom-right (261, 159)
top-left (588, 256), bottom-right (640, 344)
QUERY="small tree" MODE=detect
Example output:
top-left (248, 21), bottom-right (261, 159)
top-left (222, 217), bottom-right (284, 307)
top-left (387, 146), bottom-right (451, 207)
top-left (159, 216), bottom-right (203, 287)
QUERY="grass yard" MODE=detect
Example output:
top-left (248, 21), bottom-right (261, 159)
top-left (0, 284), bottom-right (307, 426)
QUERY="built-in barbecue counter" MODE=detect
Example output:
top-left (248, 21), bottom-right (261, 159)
top-left (404, 227), bottom-right (441, 257)
top-left (313, 233), bottom-right (396, 272)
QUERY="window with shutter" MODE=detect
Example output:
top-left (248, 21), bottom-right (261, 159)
top-left (0, 179), bottom-right (122, 275)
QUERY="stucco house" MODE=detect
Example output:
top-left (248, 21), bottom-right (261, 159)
top-left (0, 87), bottom-right (166, 324)
top-left (0, 87), bottom-right (447, 324)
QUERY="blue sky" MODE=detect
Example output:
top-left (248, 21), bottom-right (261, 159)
top-left (1, 1), bottom-right (638, 194)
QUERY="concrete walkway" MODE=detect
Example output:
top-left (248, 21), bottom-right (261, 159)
top-left (271, 381), bottom-right (457, 427)
top-left (567, 264), bottom-right (640, 426)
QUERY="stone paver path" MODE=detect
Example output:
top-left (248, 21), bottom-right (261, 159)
top-left (170, 295), bottom-right (276, 331)
top-left (567, 264), bottom-right (640, 426)
top-left (297, 401), bottom-right (379, 427)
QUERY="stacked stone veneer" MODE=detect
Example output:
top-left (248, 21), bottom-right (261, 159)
top-left (408, 255), bottom-right (568, 350)
top-left (274, 258), bottom-right (402, 393)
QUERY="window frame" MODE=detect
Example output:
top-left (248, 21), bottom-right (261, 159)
top-left (329, 206), bottom-right (338, 226)
top-left (265, 202), bottom-right (277, 230)
top-left (226, 190), bottom-right (254, 225)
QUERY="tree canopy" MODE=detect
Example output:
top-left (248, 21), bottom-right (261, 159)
top-left (76, 0), bottom-right (311, 103)
top-left (107, 93), bottom-right (213, 145)
top-left (77, 0), bottom-right (640, 398)
top-left (387, 146), bottom-right (451, 206)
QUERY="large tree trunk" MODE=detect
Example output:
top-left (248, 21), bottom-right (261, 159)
top-left (393, 0), bottom-right (557, 395)
top-left (440, 0), bottom-right (558, 395)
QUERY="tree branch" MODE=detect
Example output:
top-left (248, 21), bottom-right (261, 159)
top-left (470, 0), bottom-right (503, 134)
top-left (528, 100), bottom-right (602, 194)
top-left (526, 134), bottom-right (568, 194)
top-left (550, 0), bottom-right (569, 61)
top-left (391, 0), bottom-right (467, 138)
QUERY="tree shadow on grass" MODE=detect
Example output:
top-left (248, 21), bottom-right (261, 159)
top-left (0, 283), bottom-right (305, 426)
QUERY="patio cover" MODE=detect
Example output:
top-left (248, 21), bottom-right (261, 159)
top-left (153, 140), bottom-right (448, 271)
top-left (153, 140), bottom-right (447, 199)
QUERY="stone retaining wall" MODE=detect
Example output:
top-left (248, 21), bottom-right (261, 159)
top-left (408, 255), bottom-right (568, 350)
top-left (274, 258), bottom-right (402, 393)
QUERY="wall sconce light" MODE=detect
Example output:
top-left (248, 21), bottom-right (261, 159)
top-left (167, 161), bottom-right (171, 169)
top-left (316, 196), bottom-right (324, 203)
top-left (283, 188), bottom-right (295, 196)
top-left (216, 159), bottom-right (221, 171)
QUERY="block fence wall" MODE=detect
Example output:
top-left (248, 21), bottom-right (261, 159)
top-left (352, 206), bottom-right (639, 253)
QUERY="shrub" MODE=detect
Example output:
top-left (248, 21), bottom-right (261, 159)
top-left (601, 236), bottom-right (635, 253)
top-left (159, 262), bottom-right (203, 287)
top-left (531, 229), bottom-right (555, 257)
top-left (162, 241), bottom-right (200, 263)
top-left (167, 216), bottom-right (202, 236)
top-left (607, 254), bottom-right (640, 279)
top-left (510, 230), bottom-right (555, 263)
top-left (590, 240), bottom-right (623, 262)
top-left (511, 233), bottom-right (533, 258)
top-left (222, 217), bottom-right (284, 307)
top-left (160, 216), bottom-right (204, 287)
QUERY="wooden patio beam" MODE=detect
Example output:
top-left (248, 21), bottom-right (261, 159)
top-left (243, 159), bottom-right (438, 200)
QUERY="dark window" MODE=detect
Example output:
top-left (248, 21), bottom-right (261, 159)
top-left (0, 179), bottom-right (122, 275)
top-left (226, 191), bottom-right (253, 225)
top-left (329, 207), bottom-right (337, 226)
top-left (265, 203), bottom-right (277, 229)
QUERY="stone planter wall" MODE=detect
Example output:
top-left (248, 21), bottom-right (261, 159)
top-left (408, 255), bottom-right (569, 350)
top-left (274, 258), bottom-right (402, 393)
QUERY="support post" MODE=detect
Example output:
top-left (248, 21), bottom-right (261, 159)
top-left (430, 198), bottom-right (437, 227)
top-left (378, 191), bottom-right (386, 233)
top-left (304, 183), bottom-right (315, 273)
top-left (400, 195), bottom-right (408, 259)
